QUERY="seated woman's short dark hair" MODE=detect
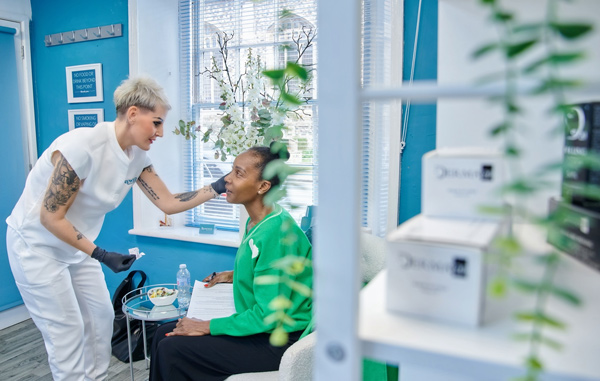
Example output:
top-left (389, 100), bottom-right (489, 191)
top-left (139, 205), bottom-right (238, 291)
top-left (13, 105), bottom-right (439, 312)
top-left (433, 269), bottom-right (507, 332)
top-left (247, 142), bottom-right (290, 189)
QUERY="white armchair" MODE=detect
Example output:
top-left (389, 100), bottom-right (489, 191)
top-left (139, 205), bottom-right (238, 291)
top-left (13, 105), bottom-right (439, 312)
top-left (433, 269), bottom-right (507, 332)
top-left (227, 231), bottom-right (386, 380)
top-left (226, 331), bottom-right (317, 381)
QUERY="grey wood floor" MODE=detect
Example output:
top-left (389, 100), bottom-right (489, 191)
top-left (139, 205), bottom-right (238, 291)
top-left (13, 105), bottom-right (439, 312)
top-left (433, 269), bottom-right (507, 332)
top-left (0, 319), bottom-right (149, 380)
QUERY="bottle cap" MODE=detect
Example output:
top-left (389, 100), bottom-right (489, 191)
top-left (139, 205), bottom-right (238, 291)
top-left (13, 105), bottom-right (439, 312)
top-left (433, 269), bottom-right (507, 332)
top-left (179, 264), bottom-right (186, 269)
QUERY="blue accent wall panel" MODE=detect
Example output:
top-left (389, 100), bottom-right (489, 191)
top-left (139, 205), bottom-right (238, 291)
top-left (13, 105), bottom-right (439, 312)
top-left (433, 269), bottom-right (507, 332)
top-left (28, 0), bottom-right (237, 298)
top-left (30, 0), bottom-right (128, 150)
top-left (399, 0), bottom-right (438, 224)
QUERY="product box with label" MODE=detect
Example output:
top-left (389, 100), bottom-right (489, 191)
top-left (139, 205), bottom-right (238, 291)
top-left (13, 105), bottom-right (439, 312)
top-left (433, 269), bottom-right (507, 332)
top-left (422, 148), bottom-right (505, 220)
top-left (548, 197), bottom-right (600, 272)
top-left (386, 214), bottom-right (507, 326)
top-left (562, 102), bottom-right (600, 210)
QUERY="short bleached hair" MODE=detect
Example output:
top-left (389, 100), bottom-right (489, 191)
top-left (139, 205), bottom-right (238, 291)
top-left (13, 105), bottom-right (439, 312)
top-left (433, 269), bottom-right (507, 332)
top-left (113, 76), bottom-right (171, 115)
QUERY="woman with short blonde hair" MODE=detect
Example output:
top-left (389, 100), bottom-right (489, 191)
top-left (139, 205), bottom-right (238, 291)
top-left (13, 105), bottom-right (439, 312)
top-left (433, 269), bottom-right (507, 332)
top-left (6, 76), bottom-right (227, 380)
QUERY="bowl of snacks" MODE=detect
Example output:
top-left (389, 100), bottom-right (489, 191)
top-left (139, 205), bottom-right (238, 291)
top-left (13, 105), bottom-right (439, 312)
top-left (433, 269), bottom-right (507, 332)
top-left (148, 287), bottom-right (178, 306)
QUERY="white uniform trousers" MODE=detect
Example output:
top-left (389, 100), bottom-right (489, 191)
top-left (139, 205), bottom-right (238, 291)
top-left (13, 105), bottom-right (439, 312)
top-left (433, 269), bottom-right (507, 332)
top-left (6, 226), bottom-right (114, 381)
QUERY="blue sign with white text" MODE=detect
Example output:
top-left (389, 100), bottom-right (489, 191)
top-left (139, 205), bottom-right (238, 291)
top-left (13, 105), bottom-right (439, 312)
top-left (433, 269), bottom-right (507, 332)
top-left (72, 69), bottom-right (97, 98)
top-left (74, 114), bottom-right (98, 128)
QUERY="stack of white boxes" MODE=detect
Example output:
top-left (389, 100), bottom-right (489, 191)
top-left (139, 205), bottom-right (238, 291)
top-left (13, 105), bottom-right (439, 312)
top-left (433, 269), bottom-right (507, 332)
top-left (386, 147), bottom-right (508, 326)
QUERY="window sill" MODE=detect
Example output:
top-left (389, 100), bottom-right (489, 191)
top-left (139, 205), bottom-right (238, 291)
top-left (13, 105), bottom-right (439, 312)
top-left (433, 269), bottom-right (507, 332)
top-left (128, 226), bottom-right (240, 248)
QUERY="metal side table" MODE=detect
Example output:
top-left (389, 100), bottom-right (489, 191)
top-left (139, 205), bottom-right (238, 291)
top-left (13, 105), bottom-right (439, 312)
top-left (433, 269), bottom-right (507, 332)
top-left (121, 284), bottom-right (186, 381)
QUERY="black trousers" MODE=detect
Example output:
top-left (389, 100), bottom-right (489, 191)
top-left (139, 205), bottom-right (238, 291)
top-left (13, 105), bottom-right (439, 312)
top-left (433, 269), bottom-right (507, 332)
top-left (149, 321), bottom-right (302, 381)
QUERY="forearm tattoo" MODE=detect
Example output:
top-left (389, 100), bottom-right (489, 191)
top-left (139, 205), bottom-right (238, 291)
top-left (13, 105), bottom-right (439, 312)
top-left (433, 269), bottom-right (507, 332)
top-left (174, 186), bottom-right (219, 203)
top-left (138, 177), bottom-right (159, 200)
top-left (175, 191), bottom-right (198, 202)
top-left (138, 166), bottom-right (159, 200)
top-left (44, 155), bottom-right (80, 213)
top-left (73, 226), bottom-right (84, 240)
top-left (207, 186), bottom-right (220, 199)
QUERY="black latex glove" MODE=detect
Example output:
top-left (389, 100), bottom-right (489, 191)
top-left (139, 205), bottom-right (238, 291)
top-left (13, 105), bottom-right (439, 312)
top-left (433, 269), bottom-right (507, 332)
top-left (91, 246), bottom-right (136, 273)
top-left (211, 173), bottom-right (229, 194)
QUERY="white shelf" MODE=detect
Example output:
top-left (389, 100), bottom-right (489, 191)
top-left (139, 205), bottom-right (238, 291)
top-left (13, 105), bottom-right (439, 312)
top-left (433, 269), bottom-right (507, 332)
top-left (359, 252), bottom-right (600, 381)
top-left (128, 227), bottom-right (240, 248)
top-left (361, 80), bottom-right (600, 102)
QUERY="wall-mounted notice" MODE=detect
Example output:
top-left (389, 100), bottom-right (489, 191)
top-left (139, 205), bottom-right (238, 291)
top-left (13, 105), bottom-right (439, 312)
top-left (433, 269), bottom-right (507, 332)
top-left (68, 108), bottom-right (104, 130)
top-left (66, 63), bottom-right (103, 103)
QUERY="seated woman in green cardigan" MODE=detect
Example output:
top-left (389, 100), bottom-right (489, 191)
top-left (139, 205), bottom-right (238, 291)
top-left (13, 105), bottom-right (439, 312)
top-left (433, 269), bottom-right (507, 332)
top-left (149, 144), bottom-right (313, 381)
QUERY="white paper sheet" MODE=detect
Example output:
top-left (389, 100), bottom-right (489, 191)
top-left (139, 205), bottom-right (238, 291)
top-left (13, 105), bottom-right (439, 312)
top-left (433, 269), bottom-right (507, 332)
top-left (186, 280), bottom-right (236, 320)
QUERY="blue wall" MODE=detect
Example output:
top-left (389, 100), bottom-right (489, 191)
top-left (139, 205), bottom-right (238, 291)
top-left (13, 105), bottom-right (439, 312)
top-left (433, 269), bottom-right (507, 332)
top-left (399, 0), bottom-right (437, 224)
top-left (28, 0), bottom-right (237, 298)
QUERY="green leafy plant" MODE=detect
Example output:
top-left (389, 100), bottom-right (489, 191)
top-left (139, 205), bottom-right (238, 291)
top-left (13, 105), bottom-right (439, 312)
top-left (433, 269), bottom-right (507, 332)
top-left (174, 28), bottom-right (315, 162)
top-left (175, 119), bottom-right (198, 141)
top-left (473, 0), bottom-right (594, 379)
top-left (255, 65), bottom-right (315, 347)
top-left (255, 223), bottom-right (313, 346)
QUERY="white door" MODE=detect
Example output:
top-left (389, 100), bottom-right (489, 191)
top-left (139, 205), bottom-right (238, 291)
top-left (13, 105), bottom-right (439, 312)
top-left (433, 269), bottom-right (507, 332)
top-left (0, 19), bottom-right (33, 312)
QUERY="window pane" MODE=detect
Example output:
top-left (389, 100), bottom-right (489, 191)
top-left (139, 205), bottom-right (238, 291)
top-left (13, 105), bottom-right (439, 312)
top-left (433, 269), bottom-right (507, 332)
top-left (181, 0), bottom-right (318, 230)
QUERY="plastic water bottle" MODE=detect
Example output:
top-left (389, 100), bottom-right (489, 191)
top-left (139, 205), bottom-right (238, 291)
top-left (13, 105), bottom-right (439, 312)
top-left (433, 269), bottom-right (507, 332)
top-left (176, 264), bottom-right (191, 310)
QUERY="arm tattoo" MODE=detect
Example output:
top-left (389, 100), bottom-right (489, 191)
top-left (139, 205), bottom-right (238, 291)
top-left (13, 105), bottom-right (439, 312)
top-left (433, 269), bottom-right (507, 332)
top-left (43, 155), bottom-right (81, 213)
top-left (137, 176), bottom-right (160, 200)
top-left (207, 185), bottom-right (220, 199)
top-left (73, 226), bottom-right (85, 240)
top-left (200, 185), bottom-right (220, 199)
top-left (175, 191), bottom-right (198, 202)
top-left (143, 165), bottom-right (158, 176)
top-left (138, 166), bottom-right (160, 200)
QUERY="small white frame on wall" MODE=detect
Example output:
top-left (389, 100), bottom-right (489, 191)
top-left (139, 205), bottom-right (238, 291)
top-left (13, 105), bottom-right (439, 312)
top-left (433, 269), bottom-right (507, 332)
top-left (65, 63), bottom-right (103, 103)
top-left (68, 108), bottom-right (104, 130)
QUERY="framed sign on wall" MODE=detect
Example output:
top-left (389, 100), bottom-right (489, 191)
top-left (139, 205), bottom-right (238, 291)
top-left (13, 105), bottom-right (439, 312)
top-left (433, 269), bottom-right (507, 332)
top-left (68, 108), bottom-right (104, 130)
top-left (66, 63), bottom-right (103, 103)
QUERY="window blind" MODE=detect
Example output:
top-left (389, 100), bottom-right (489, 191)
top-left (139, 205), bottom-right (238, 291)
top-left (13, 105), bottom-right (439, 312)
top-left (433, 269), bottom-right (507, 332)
top-left (179, 0), bottom-right (318, 230)
top-left (362, 0), bottom-right (393, 237)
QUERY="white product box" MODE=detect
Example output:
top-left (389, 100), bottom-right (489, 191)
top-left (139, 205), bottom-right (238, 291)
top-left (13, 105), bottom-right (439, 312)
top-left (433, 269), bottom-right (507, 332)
top-left (386, 214), bottom-right (507, 326)
top-left (422, 147), bottom-right (505, 220)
